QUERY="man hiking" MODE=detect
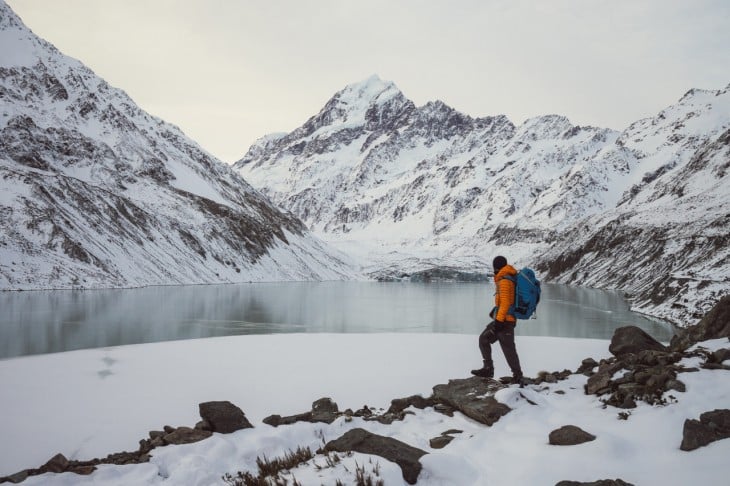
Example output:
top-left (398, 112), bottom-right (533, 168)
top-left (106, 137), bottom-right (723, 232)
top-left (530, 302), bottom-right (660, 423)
top-left (471, 255), bottom-right (525, 386)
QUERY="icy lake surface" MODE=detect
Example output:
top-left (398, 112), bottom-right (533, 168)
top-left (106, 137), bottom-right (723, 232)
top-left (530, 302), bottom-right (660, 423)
top-left (0, 282), bottom-right (675, 359)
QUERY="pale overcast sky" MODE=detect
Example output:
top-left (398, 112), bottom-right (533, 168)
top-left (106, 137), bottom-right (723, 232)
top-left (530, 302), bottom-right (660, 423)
top-left (6, 0), bottom-right (730, 163)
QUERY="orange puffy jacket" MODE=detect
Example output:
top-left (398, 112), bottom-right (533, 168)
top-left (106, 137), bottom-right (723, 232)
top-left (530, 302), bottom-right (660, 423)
top-left (494, 264), bottom-right (517, 323)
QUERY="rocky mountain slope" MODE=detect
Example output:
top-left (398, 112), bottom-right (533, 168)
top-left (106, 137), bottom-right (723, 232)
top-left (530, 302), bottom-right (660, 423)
top-left (0, 1), bottom-right (356, 290)
top-left (235, 76), bottom-right (730, 325)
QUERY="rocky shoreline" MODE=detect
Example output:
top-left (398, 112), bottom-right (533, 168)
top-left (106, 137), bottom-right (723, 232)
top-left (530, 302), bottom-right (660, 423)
top-left (2, 297), bottom-right (728, 485)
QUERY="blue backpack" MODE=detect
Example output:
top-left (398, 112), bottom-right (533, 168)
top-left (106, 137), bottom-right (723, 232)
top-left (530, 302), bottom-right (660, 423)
top-left (506, 268), bottom-right (541, 320)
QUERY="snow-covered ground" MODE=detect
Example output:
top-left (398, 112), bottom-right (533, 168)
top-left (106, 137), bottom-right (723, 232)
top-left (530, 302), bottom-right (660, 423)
top-left (1, 334), bottom-right (728, 485)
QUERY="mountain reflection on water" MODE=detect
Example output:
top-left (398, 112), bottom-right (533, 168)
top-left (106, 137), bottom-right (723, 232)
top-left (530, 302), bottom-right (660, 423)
top-left (0, 282), bottom-right (675, 359)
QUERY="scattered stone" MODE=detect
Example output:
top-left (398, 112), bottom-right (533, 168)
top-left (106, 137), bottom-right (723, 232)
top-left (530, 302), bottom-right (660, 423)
top-left (163, 426), bottom-right (212, 445)
top-left (198, 401), bottom-right (253, 433)
top-left (577, 357), bottom-right (599, 375)
top-left (264, 397), bottom-right (341, 427)
top-left (388, 394), bottom-right (435, 414)
top-left (324, 428), bottom-right (427, 484)
top-left (432, 376), bottom-right (510, 426)
top-left (429, 435), bottom-right (454, 449)
top-left (549, 425), bottom-right (596, 446)
top-left (585, 362), bottom-right (623, 395)
top-left (609, 326), bottom-right (667, 356)
top-left (42, 453), bottom-right (69, 474)
top-left (680, 409), bottom-right (730, 451)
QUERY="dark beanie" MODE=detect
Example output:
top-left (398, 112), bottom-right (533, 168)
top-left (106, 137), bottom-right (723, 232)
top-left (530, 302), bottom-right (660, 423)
top-left (493, 255), bottom-right (507, 272)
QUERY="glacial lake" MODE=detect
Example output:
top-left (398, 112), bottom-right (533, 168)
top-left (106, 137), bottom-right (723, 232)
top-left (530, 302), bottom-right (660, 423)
top-left (0, 281), bottom-right (675, 360)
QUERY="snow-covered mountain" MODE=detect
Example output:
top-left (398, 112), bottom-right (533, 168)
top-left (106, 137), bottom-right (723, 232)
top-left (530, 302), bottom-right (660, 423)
top-left (0, 1), bottom-right (357, 290)
top-left (235, 75), bottom-right (730, 325)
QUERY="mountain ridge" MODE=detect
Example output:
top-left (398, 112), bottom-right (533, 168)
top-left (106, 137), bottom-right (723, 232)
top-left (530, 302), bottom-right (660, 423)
top-left (0, 1), bottom-right (358, 290)
top-left (236, 75), bottom-right (730, 325)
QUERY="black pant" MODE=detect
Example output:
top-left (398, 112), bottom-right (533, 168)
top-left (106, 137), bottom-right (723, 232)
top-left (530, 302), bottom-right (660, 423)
top-left (479, 321), bottom-right (522, 377)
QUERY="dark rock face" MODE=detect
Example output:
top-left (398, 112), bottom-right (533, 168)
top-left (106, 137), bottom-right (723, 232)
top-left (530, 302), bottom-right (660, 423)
top-left (198, 401), bottom-right (253, 433)
top-left (324, 428), bottom-right (427, 485)
top-left (432, 377), bottom-right (511, 426)
top-left (609, 326), bottom-right (668, 356)
top-left (671, 295), bottom-right (730, 351)
top-left (549, 425), bottom-right (597, 446)
top-left (680, 409), bottom-right (730, 451)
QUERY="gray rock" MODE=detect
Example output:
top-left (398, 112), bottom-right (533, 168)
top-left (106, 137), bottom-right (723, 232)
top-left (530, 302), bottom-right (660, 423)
top-left (680, 409), bottom-right (730, 451)
top-left (198, 401), bottom-right (253, 433)
top-left (325, 428), bottom-right (427, 484)
top-left (584, 362), bottom-right (623, 395)
top-left (577, 357), bottom-right (599, 375)
top-left (388, 394), bottom-right (435, 414)
top-left (549, 425), bottom-right (597, 446)
top-left (263, 397), bottom-right (341, 427)
top-left (41, 453), bottom-right (69, 474)
top-left (609, 326), bottom-right (667, 356)
top-left (429, 435), bottom-right (454, 449)
top-left (432, 376), bottom-right (510, 426)
top-left (311, 397), bottom-right (339, 423)
top-left (163, 426), bottom-right (212, 445)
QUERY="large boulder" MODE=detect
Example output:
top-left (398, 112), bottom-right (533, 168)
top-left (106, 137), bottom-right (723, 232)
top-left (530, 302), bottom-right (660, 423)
top-left (609, 326), bottom-right (667, 356)
top-left (680, 409), bottom-right (730, 451)
top-left (324, 428), bottom-right (427, 485)
top-left (549, 425), bottom-right (596, 446)
top-left (432, 377), bottom-right (510, 426)
top-left (198, 401), bottom-right (253, 433)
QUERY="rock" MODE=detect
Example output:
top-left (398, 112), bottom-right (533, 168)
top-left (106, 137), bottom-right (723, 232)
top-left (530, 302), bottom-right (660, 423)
top-left (163, 426), bottom-right (212, 445)
top-left (3, 470), bottom-right (29, 483)
top-left (432, 376), bottom-right (510, 426)
top-left (388, 395), bottom-right (435, 414)
top-left (311, 397), bottom-right (339, 423)
top-left (577, 357), bottom-right (599, 375)
top-left (666, 379), bottom-right (686, 393)
top-left (680, 409), bottom-right (730, 451)
top-left (609, 326), bottom-right (667, 356)
top-left (711, 348), bottom-right (730, 364)
top-left (41, 453), bottom-right (69, 473)
top-left (324, 428), bottom-right (427, 485)
top-left (670, 296), bottom-right (730, 351)
top-left (549, 425), bottom-right (597, 446)
top-left (198, 401), bottom-right (253, 433)
top-left (584, 362), bottom-right (622, 395)
top-left (429, 429), bottom-right (463, 449)
top-left (264, 398), bottom-right (341, 427)
top-left (555, 480), bottom-right (634, 486)
top-left (429, 435), bottom-right (454, 449)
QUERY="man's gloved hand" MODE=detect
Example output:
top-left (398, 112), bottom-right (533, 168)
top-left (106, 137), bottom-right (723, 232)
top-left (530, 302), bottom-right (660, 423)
top-left (489, 307), bottom-right (496, 319)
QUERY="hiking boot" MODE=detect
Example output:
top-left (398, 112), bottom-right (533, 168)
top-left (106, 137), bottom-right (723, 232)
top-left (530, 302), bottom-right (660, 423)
top-left (512, 373), bottom-right (525, 388)
top-left (471, 361), bottom-right (494, 379)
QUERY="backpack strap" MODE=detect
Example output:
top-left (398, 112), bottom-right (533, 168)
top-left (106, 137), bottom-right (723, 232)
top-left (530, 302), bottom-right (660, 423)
top-left (503, 275), bottom-right (517, 319)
